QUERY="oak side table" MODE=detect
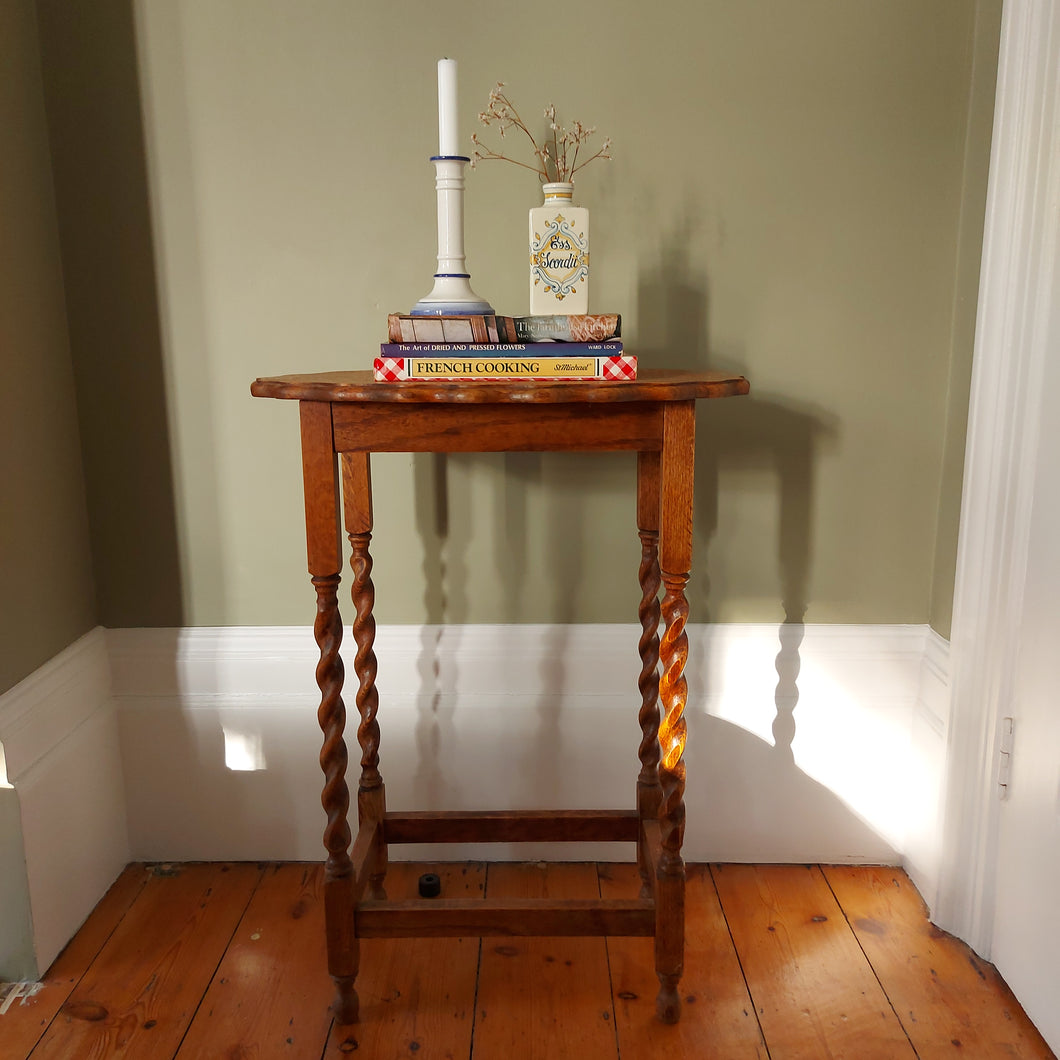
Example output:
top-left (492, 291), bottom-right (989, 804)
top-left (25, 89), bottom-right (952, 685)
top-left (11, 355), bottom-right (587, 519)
top-left (250, 368), bottom-right (750, 1025)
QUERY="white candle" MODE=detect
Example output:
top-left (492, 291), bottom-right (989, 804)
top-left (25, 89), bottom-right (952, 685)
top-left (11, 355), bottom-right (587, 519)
top-left (437, 58), bottom-right (459, 156)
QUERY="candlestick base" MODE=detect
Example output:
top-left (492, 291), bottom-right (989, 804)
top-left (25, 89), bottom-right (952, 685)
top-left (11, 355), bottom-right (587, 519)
top-left (411, 154), bottom-right (493, 317)
top-left (411, 275), bottom-right (494, 317)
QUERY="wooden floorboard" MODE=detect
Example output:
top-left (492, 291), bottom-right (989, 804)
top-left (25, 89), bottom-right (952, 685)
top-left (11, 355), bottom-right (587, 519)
top-left (601, 862), bottom-right (769, 1058)
top-left (322, 862), bottom-right (484, 1060)
top-left (1, 862), bottom-right (1053, 1060)
top-left (26, 863), bottom-right (261, 1060)
top-left (0, 864), bottom-right (150, 1058)
top-left (711, 863), bottom-right (916, 1059)
top-left (823, 864), bottom-right (1055, 1060)
top-left (472, 863), bottom-right (618, 1060)
top-left (174, 863), bottom-right (332, 1059)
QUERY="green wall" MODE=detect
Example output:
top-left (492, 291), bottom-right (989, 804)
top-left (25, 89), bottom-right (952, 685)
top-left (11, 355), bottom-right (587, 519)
top-left (36, 0), bottom-right (184, 629)
top-left (30, 0), bottom-right (1000, 636)
top-left (0, 0), bottom-right (97, 695)
top-left (929, 0), bottom-right (1002, 636)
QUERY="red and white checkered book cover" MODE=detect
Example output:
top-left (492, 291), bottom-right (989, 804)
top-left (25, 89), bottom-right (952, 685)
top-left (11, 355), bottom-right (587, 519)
top-left (375, 355), bottom-right (407, 381)
top-left (601, 354), bottom-right (637, 380)
top-left (373, 354), bottom-right (637, 382)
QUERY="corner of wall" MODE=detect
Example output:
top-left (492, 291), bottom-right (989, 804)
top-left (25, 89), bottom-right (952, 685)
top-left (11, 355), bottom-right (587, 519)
top-left (0, 628), bottom-right (130, 974)
top-left (0, 784), bottom-right (36, 980)
top-left (903, 628), bottom-right (952, 912)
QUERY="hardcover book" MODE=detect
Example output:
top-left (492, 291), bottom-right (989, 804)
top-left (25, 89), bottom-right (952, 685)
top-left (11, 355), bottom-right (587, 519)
top-left (513, 314), bottom-right (620, 342)
top-left (387, 313), bottom-right (514, 343)
top-left (374, 352), bottom-right (637, 382)
top-left (379, 340), bottom-right (622, 357)
top-left (387, 313), bottom-right (621, 344)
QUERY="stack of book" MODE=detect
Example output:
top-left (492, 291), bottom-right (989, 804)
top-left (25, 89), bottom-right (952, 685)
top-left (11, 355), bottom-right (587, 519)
top-left (375, 313), bottom-right (635, 381)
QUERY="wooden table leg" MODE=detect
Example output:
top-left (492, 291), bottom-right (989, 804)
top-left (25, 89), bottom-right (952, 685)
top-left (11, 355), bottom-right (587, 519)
top-left (342, 451), bottom-right (388, 902)
top-left (300, 402), bottom-right (358, 1023)
top-left (655, 400), bottom-right (695, 1024)
top-left (636, 451), bottom-right (663, 898)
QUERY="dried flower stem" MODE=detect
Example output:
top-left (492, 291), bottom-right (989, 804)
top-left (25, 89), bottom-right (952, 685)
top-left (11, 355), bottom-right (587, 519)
top-left (470, 83), bottom-right (612, 184)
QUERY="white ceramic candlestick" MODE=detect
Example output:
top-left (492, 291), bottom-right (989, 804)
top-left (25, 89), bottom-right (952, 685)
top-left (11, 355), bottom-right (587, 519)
top-left (412, 155), bottom-right (494, 316)
top-left (412, 58), bottom-right (492, 316)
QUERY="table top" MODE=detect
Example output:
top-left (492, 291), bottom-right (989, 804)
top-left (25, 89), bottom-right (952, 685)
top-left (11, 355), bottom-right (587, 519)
top-left (250, 369), bottom-right (750, 405)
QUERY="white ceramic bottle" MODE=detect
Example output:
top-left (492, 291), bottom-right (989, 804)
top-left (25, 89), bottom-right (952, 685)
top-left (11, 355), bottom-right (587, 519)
top-left (529, 182), bottom-right (589, 314)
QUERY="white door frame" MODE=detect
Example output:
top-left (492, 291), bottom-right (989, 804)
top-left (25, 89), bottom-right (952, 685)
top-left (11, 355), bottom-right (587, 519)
top-left (934, 0), bottom-right (1060, 955)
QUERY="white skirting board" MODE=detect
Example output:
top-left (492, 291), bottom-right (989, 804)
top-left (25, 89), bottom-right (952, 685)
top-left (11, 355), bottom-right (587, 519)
top-left (106, 623), bottom-right (951, 894)
top-left (0, 629), bottom-right (130, 977)
top-left (0, 621), bottom-right (951, 975)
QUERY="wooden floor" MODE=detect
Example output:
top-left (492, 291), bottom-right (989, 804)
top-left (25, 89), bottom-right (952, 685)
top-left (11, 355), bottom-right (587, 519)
top-left (0, 862), bottom-right (1053, 1059)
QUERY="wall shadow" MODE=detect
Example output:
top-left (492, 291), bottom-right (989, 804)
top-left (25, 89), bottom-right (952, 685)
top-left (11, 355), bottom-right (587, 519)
top-left (405, 208), bottom-right (843, 831)
top-left (411, 452), bottom-right (460, 811)
top-left (409, 448), bottom-right (579, 810)
top-left (36, 0), bottom-right (185, 627)
top-left (410, 445), bottom-right (630, 814)
top-left (637, 208), bottom-right (846, 825)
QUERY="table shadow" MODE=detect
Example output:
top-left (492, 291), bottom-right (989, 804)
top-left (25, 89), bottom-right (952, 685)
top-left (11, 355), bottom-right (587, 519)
top-left (402, 209), bottom-right (855, 851)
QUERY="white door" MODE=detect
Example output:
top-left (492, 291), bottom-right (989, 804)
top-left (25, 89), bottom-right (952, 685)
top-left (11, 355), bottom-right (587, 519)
top-left (982, 0), bottom-right (1060, 1047)
top-left (989, 321), bottom-right (1060, 1051)
top-left (938, 2), bottom-right (1060, 1052)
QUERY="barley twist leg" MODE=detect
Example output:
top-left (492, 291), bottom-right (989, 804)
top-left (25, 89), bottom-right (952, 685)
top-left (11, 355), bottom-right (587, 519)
top-left (349, 530), bottom-right (387, 900)
top-left (312, 573), bottom-right (357, 1024)
top-left (637, 528), bottom-right (662, 897)
top-left (656, 571), bottom-right (689, 1024)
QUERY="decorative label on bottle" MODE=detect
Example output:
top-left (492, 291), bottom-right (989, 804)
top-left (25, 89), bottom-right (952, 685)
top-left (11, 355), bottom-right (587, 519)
top-left (529, 182), bottom-right (589, 315)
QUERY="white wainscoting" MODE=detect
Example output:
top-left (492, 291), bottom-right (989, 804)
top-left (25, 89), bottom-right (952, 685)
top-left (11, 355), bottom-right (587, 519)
top-left (107, 623), bottom-right (950, 875)
top-left (0, 629), bottom-right (129, 976)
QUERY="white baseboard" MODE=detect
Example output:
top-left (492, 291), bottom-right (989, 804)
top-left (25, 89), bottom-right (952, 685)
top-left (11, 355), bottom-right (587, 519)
top-left (904, 629), bottom-right (952, 909)
top-left (108, 623), bottom-right (947, 869)
top-left (0, 628), bottom-right (130, 976)
top-left (0, 621), bottom-right (953, 974)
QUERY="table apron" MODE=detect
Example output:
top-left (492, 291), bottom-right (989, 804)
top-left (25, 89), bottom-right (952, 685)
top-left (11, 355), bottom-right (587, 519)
top-left (330, 401), bottom-right (665, 453)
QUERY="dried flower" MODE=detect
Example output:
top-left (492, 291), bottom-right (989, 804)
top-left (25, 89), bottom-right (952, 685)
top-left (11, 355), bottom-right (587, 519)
top-left (469, 83), bottom-right (612, 183)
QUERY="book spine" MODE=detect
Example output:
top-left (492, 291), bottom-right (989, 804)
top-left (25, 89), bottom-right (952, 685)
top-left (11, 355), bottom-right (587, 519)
top-left (470, 316), bottom-right (491, 343)
top-left (386, 313), bottom-right (509, 343)
top-left (386, 313), bottom-right (620, 343)
top-left (496, 316), bottom-right (519, 342)
top-left (374, 353), bottom-right (637, 382)
top-left (379, 341), bottom-right (622, 356)
top-left (512, 314), bottom-right (621, 343)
